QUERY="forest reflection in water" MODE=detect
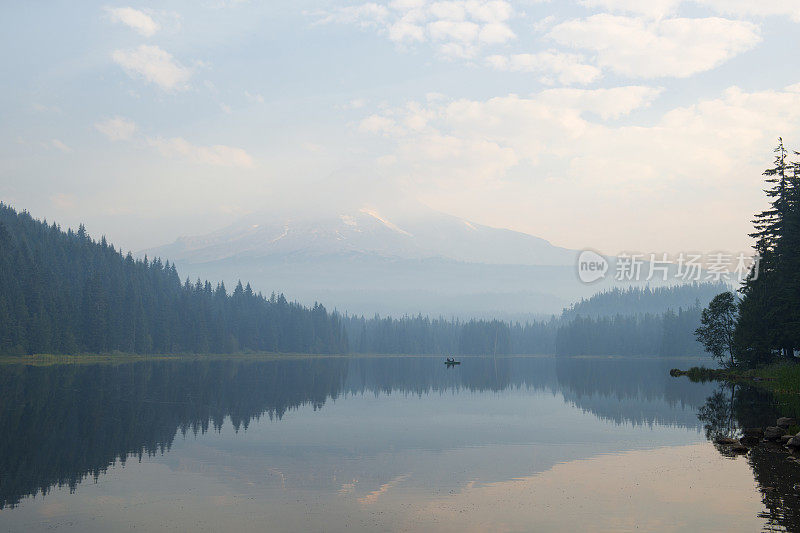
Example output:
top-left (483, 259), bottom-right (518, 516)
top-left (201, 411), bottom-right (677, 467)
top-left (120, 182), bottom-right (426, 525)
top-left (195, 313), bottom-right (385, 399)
top-left (696, 380), bottom-right (800, 532)
top-left (0, 355), bottom-right (789, 532)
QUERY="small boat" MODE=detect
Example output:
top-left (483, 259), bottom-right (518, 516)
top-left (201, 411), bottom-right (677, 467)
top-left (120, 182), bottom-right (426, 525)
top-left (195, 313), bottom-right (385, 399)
top-left (444, 358), bottom-right (461, 366)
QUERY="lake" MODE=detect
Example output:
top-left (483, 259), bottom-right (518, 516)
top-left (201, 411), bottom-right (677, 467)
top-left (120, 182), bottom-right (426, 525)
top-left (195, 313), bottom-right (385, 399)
top-left (0, 355), bottom-right (796, 532)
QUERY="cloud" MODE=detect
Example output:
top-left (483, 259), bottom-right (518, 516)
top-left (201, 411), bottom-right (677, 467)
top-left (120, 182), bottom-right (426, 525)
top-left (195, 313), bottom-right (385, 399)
top-left (313, 0), bottom-right (515, 58)
top-left (698, 0), bottom-right (800, 21)
top-left (245, 91), bottom-right (265, 104)
top-left (92, 117), bottom-right (252, 168)
top-left (313, 3), bottom-right (390, 27)
top-left (549, 15), bottom-right (761, 78)
top-left (51, 139), bottom-right (72, 153)
top-left (106, 7), bottom-right (160, 36)
top-left (339, 98), bottom-right (367, 110)
top-left (112, 45), bottom-right (192, 91)
top-left (487, 51), bottom-right (601, 85)
top-left (360, 114), bottom-right (403, 135)
top-left (147, 137), bottom-right (254, 168)
top-left (32, 103), bottom-right (61, 114)
top-left (578, 0), bottom-right (680, 18)
top-left (353, 84), bottom-right (800, 252)
top-left (356, 86), bottom-right (663, 187)
top-left (580, 0), bottom-right (800, 21)
top-left (428, 20), bottom-right (480, 42)
top-left (95, 116), bottom-right (137, 141)
top-left (479, 22), bottom-right (515, 43)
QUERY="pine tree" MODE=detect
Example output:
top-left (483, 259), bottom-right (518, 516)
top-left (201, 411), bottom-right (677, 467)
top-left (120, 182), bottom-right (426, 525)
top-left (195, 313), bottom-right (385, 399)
top-left (0, 203), bottom-right (348, 356)
top-left (735, 140), bottom-right (800, 364)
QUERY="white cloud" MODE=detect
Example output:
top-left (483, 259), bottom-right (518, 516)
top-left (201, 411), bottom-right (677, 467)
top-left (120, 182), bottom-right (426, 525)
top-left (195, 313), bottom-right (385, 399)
top-left (487, 51), bottom-right (601, 85)
top-left (698, 0), bottom-right (800, 21)
top-left (32, 103), bottom-right (61, 114)
top-left (467, 0), bottom-right (513, 22)
top-left (314, 0), bottom-right (515, 58)
top-left (549, 15), bottom-right (761, 78)
top-left (580, 0), bottom-right (800, 21)
top-left (313, 3), bottom-right (390, 26)
top-left (579, 0), bottom-right (680, 18)
top-left (354, 84), bottom-right (800, 252)
top-left (106, 7), bottom-right (160, 37)
top-left (244, 91), bottom-right (265, 104)
top-left (147, 137), bottom-right (254, 168)
top-left (357, 86), bottom-right (662, 187)
top-left (51, 139), bottom-right (72, 153)
top-left (338, 98), bottom-right (368, 110)
top-left (112, 45), bottom-right (192, 91)
top-left (93, 117), bottom-right (253, 168)
top-left (479, 22), bottom-right (515, 43)
top-left (359, 114), bottom-right (402, 135)
top-left (95, 116), bottom-right (137, 141)
top-left (536, 86), bottom-right (663, 119)
top-left (428, 19), bottom-right (480, 42)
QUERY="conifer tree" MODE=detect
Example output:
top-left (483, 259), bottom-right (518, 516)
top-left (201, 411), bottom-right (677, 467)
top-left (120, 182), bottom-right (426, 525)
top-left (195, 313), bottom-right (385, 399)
top-left (735, 140), bottom-right (800, 364)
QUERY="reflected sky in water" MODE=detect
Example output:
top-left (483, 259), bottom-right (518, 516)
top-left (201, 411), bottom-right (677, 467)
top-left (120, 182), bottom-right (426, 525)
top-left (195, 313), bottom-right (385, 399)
top-left (0, 356), bottom-right (776, 532)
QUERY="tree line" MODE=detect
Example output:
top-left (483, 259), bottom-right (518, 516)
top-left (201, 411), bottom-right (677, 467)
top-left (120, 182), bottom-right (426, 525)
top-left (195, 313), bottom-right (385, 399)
top-left (344, 286), bottom-right (708, 356)
top-left (562, 282), bottom-right (726, 319)
top-left (0, 203), bottom-right (347, 355)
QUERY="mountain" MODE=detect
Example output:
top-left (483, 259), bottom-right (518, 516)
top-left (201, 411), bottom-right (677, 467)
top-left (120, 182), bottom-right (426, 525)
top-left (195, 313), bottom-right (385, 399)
top-left (144, 206), bottom-right (610, 318)
top-left (149, 206), bottom-right (577, 266)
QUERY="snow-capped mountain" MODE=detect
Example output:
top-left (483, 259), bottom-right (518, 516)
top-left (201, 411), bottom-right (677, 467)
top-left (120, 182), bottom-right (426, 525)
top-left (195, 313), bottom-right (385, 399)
top-left (144, 205), bottom-right (594, 317)
top-left (147, 206), bottom-right (577, 267)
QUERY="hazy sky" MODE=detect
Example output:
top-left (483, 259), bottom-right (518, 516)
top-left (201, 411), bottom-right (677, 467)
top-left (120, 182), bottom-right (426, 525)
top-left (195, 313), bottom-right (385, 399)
top-left (2, 0), bottom-right (800, 255)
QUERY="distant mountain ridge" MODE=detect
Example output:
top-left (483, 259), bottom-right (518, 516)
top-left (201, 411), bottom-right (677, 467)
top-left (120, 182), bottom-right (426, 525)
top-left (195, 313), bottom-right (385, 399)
top-left (147, 206), bottom-right (578, 267)
top-left (143, 205), bottom-right (585, 316)
top-left (561, 283), bottom-right (729, 319)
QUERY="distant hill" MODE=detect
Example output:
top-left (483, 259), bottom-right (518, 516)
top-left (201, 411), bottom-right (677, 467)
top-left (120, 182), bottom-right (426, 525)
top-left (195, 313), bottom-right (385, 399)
top-left (561, 283), bottom-right (729, 319)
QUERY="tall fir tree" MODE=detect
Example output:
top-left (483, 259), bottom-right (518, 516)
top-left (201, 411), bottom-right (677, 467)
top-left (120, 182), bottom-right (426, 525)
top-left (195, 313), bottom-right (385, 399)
top-left (735, 140), bottom-right (800, 364)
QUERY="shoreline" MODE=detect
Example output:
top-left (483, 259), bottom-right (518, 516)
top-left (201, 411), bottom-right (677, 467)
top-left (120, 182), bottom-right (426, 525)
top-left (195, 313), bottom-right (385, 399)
top-left (0, 352), bottom-right (716, 366)
top-left (670, 362), bottom-right (800, 396)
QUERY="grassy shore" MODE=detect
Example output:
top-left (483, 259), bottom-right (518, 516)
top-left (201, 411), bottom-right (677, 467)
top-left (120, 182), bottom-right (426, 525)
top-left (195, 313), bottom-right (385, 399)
top-left (672, 361), bottom-right (800, 416)
top-left (672, 362), bottom-right (800, 392)
top-left (740, 362), bottom-right (800, 394)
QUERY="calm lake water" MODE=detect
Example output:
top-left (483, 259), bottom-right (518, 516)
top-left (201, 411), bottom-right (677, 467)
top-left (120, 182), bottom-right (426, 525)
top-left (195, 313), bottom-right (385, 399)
top-left (0, 355), bottom-right (797, 532)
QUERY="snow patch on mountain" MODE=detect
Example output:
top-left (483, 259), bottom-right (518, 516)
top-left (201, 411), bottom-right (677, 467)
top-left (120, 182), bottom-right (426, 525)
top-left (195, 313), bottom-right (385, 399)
top-left (359, 208), bottom-right (413, 237)
top-left (145, 205), bottom-right (577, 267)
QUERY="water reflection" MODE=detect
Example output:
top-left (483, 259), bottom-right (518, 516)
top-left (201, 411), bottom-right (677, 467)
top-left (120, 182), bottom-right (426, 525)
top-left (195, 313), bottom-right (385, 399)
top-left (695, 381), bottom-right (800, 531)
top-left (0, 356), bottom-right (715, 512)
top-left (0, 358), bottom-right (350, 509)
